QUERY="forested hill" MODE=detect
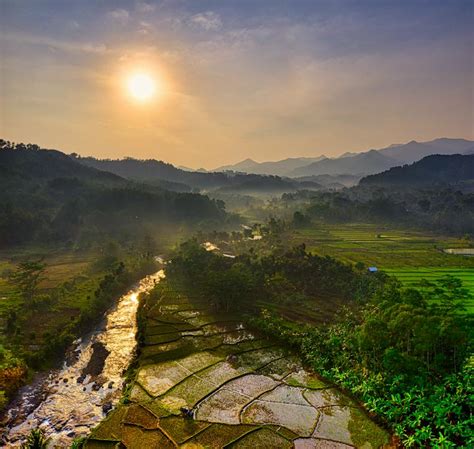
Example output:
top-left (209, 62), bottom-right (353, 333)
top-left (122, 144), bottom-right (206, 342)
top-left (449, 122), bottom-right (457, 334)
top-left (360, 154), bottom-right (474, 187)
top-left (76, 156), bottom-right (319, 194)
top-left (0, 140), bottom-right (226, 248)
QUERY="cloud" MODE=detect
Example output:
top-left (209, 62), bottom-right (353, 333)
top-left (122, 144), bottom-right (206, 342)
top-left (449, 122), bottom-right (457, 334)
top-left (190, 11), bottom-right (222, 31)
top-left (137, 2), bottom-right (156, 13)
top-left (67, 20), bottom-right (80, 30)
top-left (107, 8), bottom-right (130, 24)
top-left (1, 32), bottom-right (108, 55)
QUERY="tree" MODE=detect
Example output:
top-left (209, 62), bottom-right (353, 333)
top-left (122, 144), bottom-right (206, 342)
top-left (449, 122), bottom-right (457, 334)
top-left (10, 260), bottom-right (47, 306)
top-left (292, 211), bottom-right (311, 228)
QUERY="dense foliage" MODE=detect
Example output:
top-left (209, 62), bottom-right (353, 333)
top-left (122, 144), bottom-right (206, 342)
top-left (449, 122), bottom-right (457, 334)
top-left (254, 281), bottom-right (473, 448)
top-left (168, 239), bottom-right (384, 312)
top-left (360, 154), bottom-right (474, 187)
top-left (0, 140), bottom-right (227, 249)
top-left (169, 241), bottom-right (473, 447)
top-left (282, 186), bottom-right (474, 235)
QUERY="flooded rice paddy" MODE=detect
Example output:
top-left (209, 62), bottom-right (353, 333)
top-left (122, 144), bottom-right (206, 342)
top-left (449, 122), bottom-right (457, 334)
top-left (84, 280), bottom-right (390, 448)
top-left (2, 269), bottom-right (389, 448)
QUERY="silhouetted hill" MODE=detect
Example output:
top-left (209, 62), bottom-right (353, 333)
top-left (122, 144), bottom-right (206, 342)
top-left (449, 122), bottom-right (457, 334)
top-left (0, 140), bottom-right (226, 248)
top-left (213, 138), bottom-right (474, 178)
top-left (77, 156), bottom-right (321, 194)
top-left (360, 154), bottom-right (474, 186)
top-left (1, 144), bottom-right (122, 184)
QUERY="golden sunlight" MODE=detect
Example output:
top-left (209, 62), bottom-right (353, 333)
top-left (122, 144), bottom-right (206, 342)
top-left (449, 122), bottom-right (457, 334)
top-left (127, 73), bottom-right (157, 102)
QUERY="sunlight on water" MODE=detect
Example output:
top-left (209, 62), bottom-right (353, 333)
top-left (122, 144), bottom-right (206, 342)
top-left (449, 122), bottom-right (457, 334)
top-left (4, 270), bottom-right (165, 447)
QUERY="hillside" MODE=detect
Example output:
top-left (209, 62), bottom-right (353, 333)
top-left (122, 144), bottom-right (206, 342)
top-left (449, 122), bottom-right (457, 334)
top-left (77, 156), bottom-right (321, 194)
top-left (360, 154), bottom-right (474, 186)
top-left (0, 141), bottom-right (226, 248)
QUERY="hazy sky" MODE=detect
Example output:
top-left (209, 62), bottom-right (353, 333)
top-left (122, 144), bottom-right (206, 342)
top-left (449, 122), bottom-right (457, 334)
top-left (1, 0), bottom-right (473, 168)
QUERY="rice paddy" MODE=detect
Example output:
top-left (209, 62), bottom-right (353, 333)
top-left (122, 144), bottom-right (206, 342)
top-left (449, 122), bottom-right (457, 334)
top-left (291, 223), bottom-right (474, 268)
top-left (290, 223), bottom-right (474, 313)
top-left (85, 283), bottom-right (390, 448)
top-left (384, 268), bottom-right (474, 313)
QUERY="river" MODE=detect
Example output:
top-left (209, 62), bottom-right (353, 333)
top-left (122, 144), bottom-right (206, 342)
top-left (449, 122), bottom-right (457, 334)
top-left (2, 270), bottom-right (165, 448)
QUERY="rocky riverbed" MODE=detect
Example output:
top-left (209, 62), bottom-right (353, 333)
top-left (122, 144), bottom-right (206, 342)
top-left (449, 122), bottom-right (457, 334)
top-left (2, 271), bottom-right (164, 447)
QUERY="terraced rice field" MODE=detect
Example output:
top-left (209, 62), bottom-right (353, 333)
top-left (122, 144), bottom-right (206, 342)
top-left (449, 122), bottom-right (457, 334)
top-left (384, 268), bottom-right (474, 313)
top-left (85, 283), bottom-right (390, 448)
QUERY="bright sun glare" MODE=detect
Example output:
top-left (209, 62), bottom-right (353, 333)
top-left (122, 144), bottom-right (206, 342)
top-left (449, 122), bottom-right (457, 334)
top-left (127, 73), bottom-right (156, 102)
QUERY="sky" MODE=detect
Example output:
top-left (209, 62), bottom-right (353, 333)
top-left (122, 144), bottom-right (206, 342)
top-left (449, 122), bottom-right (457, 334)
top-left (0, 0), bottom-right (473, 168)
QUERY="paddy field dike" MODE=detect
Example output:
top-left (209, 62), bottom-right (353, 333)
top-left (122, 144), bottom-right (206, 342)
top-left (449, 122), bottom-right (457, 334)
top-left (85, 280), bottom-right (390, 449)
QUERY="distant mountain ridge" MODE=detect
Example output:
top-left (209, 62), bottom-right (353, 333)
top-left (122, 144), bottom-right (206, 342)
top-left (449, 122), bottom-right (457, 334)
top-left (216, 138), bottom-right (474, 178)
top-left (290, 150), bottom-right (399, 177)
top-left (377, 138), bottom-right (474, 163)
top-left (214, 156), bottom-right (326, 176)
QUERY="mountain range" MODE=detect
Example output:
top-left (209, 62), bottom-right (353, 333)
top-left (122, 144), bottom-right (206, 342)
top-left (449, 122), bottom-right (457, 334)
top-left (215, 156), bottom-right (326, 176)
top-left (76, 156), bottom-right (323, 195)
top-left (216, 138), bottom-right (474, 178)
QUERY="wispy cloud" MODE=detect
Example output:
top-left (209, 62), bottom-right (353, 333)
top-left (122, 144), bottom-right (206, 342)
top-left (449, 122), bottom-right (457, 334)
top-left (190, 12), bottom-right (222, 31)
top-left (137, 2), bottom-right (156, 14)
top-left (107, 8), bottom-right (130, 24)
top-left (1, 32), bottom-right (108, 54)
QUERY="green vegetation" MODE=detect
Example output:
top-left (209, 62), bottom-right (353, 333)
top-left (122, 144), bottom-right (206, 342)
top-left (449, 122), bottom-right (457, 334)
top-left (168, 241), bottom-right (473, 447)
top-left (0, 140), bottom-right (228, 250)
top-left (21, 428), bottom-right (49, 449)
top-left (84, 271), bottom-right (388, 448)
top-left (2, 139), bottom-right (473, 447)
top-left (281, 180), bottom-right (474, 235)
top-left (385, 268), bottom-right (474, 313)
top-left (290, 222), bottom-right (474, 267)
top-left (0, 244), bottom-right (159, 410)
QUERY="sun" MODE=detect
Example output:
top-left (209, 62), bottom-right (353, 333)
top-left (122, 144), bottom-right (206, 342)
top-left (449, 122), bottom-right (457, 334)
top-left (127, 73), bottom-right (156, 102)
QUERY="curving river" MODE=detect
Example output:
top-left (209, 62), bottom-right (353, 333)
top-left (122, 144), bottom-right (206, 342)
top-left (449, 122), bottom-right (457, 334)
top-left (2, 270), bottom-right (165, 448)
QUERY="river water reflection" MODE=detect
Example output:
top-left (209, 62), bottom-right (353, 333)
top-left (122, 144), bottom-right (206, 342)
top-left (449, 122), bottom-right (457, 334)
top-left (3, 270), bottom-right (164, 447)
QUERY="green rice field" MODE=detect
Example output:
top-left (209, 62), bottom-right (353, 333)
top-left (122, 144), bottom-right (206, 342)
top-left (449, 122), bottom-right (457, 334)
top-left (384, 268), bottom-right (474, 313)
top-left (290, 223), bottom-right (474, 313)
top-left (291, 223), bottom-right (474, 268)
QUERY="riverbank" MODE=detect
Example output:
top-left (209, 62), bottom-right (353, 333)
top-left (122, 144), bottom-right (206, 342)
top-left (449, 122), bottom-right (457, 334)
top-left (0, 252), bottom-right (159, 411)
top-left (2, 270), bottom-right (164, 447)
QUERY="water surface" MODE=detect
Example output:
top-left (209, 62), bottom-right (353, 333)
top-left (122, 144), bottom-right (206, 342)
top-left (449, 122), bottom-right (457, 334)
top-left (3, 270), bottom-right (164, 447)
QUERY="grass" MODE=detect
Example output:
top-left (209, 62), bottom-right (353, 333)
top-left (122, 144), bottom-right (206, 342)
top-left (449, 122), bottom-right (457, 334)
top-left (0, 249), bottom-right (100, 315)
